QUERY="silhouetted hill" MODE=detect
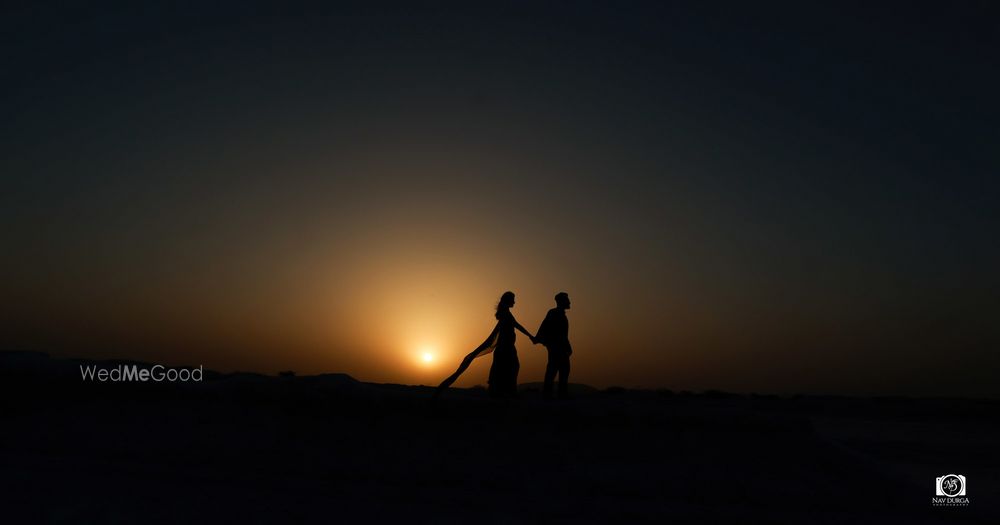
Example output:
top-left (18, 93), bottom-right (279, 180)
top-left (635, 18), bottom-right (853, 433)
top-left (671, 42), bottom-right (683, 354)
top-left (518, 381), bottom-right (599, 395)
top-left (0, 351), bottom-right (996, 523)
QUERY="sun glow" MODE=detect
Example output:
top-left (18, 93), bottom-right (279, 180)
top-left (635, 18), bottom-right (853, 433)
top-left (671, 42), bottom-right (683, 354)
top-left (417, 346), bottom-right (437, 366)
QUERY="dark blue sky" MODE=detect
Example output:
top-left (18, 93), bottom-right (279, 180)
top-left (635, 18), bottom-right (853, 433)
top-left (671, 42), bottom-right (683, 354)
top-left (2, 1), bottom-right (998, 395)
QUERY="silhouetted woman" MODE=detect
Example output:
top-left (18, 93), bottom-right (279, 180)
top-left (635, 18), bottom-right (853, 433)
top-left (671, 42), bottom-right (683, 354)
top-left (433, 291), bottom-right (535, 400)
top-left (488, 291), bottom-right (535, 398)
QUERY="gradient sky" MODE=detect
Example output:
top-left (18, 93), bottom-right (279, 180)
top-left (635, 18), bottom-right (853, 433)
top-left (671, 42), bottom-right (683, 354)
top-left (3, 1), bottom-right (998, 396)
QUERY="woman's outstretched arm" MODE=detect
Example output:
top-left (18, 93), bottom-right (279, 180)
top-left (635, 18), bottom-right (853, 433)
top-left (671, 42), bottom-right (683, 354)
top-left (513, 318), bottom-right (536, 342)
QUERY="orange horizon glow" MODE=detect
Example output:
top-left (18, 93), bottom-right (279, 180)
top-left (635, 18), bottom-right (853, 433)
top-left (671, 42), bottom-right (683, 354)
top-left (4, 130), bottom-right (997, 398)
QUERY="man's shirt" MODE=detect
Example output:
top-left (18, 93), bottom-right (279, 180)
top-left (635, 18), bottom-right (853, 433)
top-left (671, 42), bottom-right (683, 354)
top-left (537, 308), bottom-right (571, 354)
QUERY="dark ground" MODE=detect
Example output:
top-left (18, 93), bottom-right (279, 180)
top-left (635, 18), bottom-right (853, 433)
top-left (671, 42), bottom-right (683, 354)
top-left (1, 351), bottom-right (996, 524)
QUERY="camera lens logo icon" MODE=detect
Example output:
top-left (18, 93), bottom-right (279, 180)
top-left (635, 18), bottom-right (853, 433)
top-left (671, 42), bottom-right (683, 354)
top-left (936, 474), bottom-right (966, 496)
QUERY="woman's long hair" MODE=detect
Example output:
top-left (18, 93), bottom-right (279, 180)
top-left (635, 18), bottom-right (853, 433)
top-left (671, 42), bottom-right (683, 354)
top-left (495, 291), bottom-right (515, 319)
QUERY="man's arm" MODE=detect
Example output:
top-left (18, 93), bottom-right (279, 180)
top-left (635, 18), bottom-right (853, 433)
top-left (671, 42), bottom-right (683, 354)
top-left (535, 310), bottom-right (555, 346)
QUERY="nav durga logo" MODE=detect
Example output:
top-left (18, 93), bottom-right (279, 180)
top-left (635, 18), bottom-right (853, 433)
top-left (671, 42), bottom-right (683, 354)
top-left (937, 474), bottom-right (965, 497)
top-left (932, 474), bottom-right (969, 507)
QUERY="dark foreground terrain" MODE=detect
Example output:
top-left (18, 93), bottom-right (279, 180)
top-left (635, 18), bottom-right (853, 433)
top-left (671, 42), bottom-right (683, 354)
top-left (1, 351), bottom-right (997, 524)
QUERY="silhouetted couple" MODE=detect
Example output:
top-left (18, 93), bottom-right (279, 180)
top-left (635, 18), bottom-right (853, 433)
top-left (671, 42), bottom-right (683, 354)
top-left (434, 291), bottom-right (572, 400)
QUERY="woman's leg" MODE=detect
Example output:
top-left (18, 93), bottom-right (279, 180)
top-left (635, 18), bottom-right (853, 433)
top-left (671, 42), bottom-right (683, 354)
top-left (508, 351), bottom-right (520, 397)
top-left (487, 356), bottom-right (499, 396)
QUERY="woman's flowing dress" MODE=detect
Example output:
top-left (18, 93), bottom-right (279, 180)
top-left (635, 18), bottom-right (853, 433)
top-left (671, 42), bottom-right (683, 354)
top-left (487, 310), bottom-right (520, 397)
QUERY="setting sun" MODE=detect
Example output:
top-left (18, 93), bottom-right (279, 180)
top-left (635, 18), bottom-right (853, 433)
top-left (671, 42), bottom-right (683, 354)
top-left (417, 346), bottom-right (438, 367)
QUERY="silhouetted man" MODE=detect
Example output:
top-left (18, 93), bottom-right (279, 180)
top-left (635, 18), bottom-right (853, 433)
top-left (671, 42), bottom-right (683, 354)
top-left (534, 292), bottom-right (572, 399)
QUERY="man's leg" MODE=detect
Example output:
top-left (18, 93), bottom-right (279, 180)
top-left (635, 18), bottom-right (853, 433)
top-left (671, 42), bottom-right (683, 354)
top-left (557, 354), bottom-right (571, 399)
top-left (543, 350), bottom-right (558, 399)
